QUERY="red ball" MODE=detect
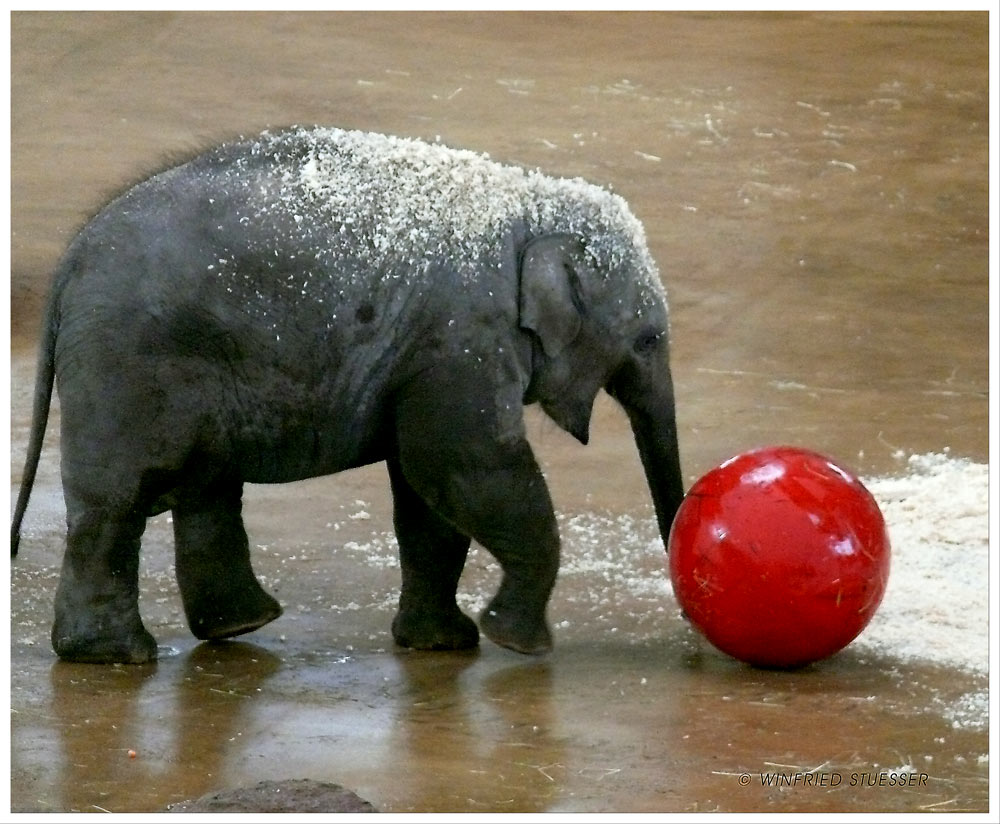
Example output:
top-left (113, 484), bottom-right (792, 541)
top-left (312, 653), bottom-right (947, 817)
top-left (668, 446), bottom-right (890, 668)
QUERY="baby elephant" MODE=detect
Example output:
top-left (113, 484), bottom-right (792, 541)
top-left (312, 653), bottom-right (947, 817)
top-left (10, 126), bottom-right (684, 663)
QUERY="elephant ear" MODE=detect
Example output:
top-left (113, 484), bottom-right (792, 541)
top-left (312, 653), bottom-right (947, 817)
top-left (518, 234), bottom-right (586, 358)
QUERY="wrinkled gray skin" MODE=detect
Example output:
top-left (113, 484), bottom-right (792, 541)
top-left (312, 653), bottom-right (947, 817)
top-left (10, 127), bottom-right (684, 663)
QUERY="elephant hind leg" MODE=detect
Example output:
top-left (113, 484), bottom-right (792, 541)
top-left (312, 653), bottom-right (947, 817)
top-left (172, 482), bottom-right (282, 641)
top-left (53, 504), bottom-right (157, 664)
top-left (387, 459), bottom-right (479, 651)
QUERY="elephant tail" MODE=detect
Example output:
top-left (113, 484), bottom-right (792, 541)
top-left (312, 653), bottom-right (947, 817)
top-left (10, 288), bottom-right (59, 557)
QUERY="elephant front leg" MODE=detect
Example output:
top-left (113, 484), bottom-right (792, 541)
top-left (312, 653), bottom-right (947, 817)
top-left (396, 372), bottom-right (560, 655)
top-left (172, 484), bottom-right (282, 641)
top-left (470, 457), bottom-right (560, 655)
top-left (387, 458), bottom-right (479, 651)
top-left (53, 507), bottom-right (157, 664)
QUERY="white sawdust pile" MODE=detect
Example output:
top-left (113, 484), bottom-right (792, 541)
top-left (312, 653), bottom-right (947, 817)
top-left (855, 452), bottom-right (990, 675)
top-left (547, 452), bottom-right (990, 676)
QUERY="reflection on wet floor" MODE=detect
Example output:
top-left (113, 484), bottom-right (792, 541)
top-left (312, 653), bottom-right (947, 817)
top-left (11, 629), bottom-right (989, 813)
top-left (9, 9), bottom-right (990, 814)
top-left (10, 475), bottom-right (991, 813)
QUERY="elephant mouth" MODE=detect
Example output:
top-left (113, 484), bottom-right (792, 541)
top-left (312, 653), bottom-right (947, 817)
top-left (540, 395), bottom-right (593, 445)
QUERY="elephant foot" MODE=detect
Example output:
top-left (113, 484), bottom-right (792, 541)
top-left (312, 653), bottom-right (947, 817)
top-left (480, 601), bottom-right (552, 655)
top-left (392, 606), bottom-right (480, 651)
top-left (52, 616), bottom-right (158, 664)
top-left (186, 589), bottom-right (283, 641)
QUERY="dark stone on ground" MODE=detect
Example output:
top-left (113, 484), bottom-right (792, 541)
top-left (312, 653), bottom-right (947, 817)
top-left (166, 778), bottom-right (377, 813)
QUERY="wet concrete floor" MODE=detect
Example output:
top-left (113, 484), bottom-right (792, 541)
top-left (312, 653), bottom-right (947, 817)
top-left (8, 11), bottom-right (991, 814)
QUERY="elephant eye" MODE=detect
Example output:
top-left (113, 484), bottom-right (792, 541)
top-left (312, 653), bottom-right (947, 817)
top-left (633, 328), bottom-right (664, 355)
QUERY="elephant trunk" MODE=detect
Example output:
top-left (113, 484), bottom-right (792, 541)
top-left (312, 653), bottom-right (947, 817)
top-left (609, 365), bottom-right (686, 548)
top-left (629, 404), bottom-right (685, 546)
